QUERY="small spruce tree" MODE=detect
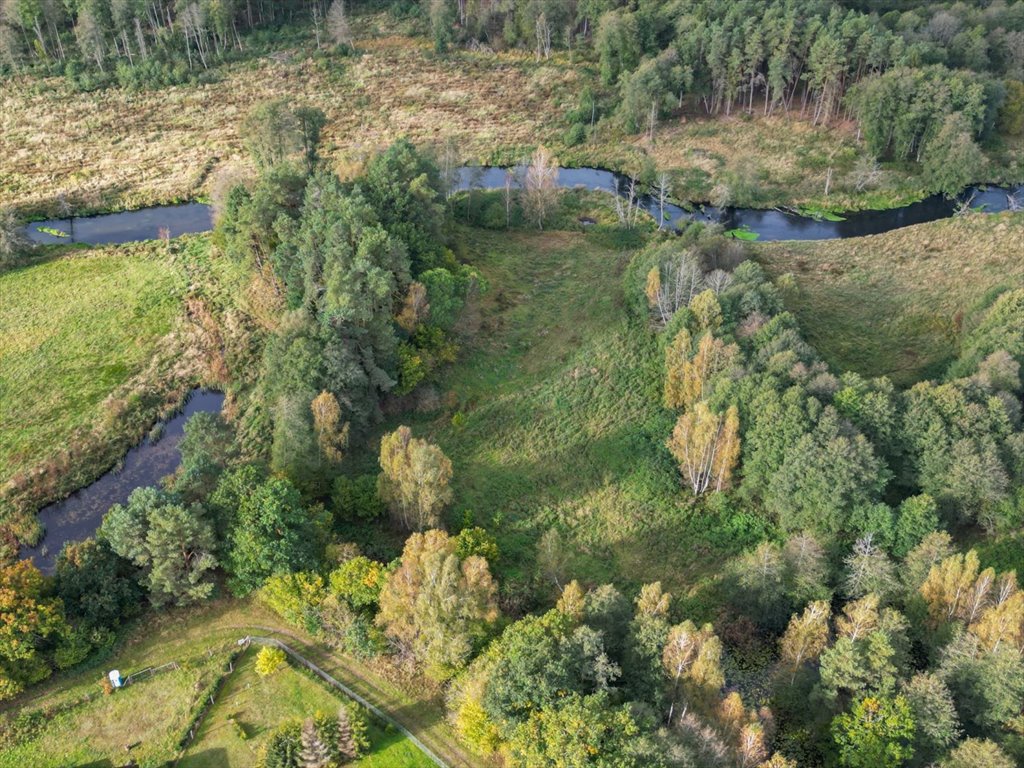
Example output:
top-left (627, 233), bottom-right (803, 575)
top-left (300, 717), bottom-right (332, 768)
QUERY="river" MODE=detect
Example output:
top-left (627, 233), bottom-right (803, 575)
top-left (21, 390), bottom-right (225, 572)
top-left (18, 168), bottom-right (1022, 567)
top-left (25, 168), bottom-right (1023, 246)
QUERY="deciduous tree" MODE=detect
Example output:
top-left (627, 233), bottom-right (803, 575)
top-left (376, 530), bottom-right (499, 680)
top-left (666, 402), bottom-right (740, 494)
top-left (378, 426), bottom-right (454, 531)
top-left (831, 696), bottom-right (915, 768)
top-left (522, 145), bottom-right (559, 230)
top-left (779, 600), bottom-right (831, 681)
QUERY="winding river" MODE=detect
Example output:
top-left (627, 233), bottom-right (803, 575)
top-left (25, 167), bottom-right (1023, 246)
top-left (17, 167), bottom-right (1023, 567)
top-left (22, 390), bottom-right (225, 571)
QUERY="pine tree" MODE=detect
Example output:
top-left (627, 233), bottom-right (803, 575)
top-left (299, 717), bottom-right (331, 768)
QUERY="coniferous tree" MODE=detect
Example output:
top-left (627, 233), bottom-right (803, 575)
top-left (299, 717), bottom-right (331, 768)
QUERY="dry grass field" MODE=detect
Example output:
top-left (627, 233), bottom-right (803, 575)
top-left (3, 26), bottom-right (986, 217)
top-left (756, 211), bottom-right (1024, 385)
top-left (0, 36), bottom-right (579, 215)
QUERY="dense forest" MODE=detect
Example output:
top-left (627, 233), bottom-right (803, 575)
top-left (1, 1), bottom-right (1023, 767)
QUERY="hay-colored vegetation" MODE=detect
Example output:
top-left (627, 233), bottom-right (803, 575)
top-left (0, 28), bottom-right (961, 217)
top-left (180, 648), bottom-right (433, 768)
top-left (756, 211), bottom-right (1024, 385)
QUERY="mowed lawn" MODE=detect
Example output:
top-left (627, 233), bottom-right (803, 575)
top-left (756, 211), bottom-right (1024, 386)
top-left (0, 245), bottom-right (186, 486)
top-left (180, 649), bottom-right (433, 768)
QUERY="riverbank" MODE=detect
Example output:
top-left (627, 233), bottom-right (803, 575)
top-left (0, 237), bottom-right (259, 550)
top-left (6, 26), bottom-right (1018, 219)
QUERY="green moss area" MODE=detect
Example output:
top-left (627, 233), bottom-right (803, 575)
top-left (180, 649), bottom-right (433, 768)
top-left (0, 244), bottom-right (186, 486)
top-left (354, 227), bottom-right (770, 604)
top-left (756, 211), bottom-right (1024, 386)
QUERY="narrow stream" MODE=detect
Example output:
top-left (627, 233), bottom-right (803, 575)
top-left (25, 168), bottom-right (1023, 246)
top-left (21, 389), bottom-right (225, 572)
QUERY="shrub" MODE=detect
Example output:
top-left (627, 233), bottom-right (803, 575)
top-left (255, 646), bottom-right (287, 677)
top-left (563, 123), bottom-right (587, 147)
top-left (332, 475), bottom-right (386, 521)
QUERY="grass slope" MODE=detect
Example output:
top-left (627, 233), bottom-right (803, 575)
top-left (0, 245), bottom-right (185, 485)
top-left (180, 648), bottom-right (433, 768)
top-left (360, 227), bottom-right (768, 603)
top-left (756, 211), bottom-right (1024, 385)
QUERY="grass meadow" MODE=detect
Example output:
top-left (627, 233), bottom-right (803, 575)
top-left (0, 236), bottom-right (257, 543)
top-left (180, 648), bottom-right (433, 768)
top-left (756, 211), bottom-right (1024, 385)
top-left (0, 599), bottom-right (434, 768)
top-left (353, 225), bottom-right (772, 608)
top-left (0, 244), bottom-right (185, 485)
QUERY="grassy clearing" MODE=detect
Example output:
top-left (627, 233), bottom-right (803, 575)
top-left (1, 22), bottom-right (989, 217)
top-left (0, 244), bottom-right (185, 484)
top-left (180, 648), bottom-right (433, 768)
top-left (755, 211), bottom-right (1024, 385)
top-left (356, 226), bottom-right (768, 603)
top-left (0, 236), bottom-right (258, 543)
top-left (0, 648), bottom-right (229, 768)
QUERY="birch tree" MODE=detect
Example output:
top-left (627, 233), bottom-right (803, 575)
top-left (666, 403), bottom-right (740, 494)
top-left (522, 146), bottom-right (559, 229)
top-left (779, 600), bottom-right (831, 681)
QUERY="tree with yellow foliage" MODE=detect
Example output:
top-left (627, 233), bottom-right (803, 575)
top-left (310, 390), bottom-right (349, 465)
top-left (666, 403), bottom-right (741, 494)
top-left (664, 331), bottom-right (739, 410)
top-left (663, 620), bottom-right (724, 723)
top-left (376, 530), bottom-right (499, 680)
top-left (779, 600), bottom-right (831, 682)
top-left (378, 425), bottom-right (453, 531)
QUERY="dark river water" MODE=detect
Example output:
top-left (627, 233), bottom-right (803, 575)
top-left (26, 202), bottom-right (214, 245)
top-left (25, 168), bottom-right (1023, 245)
top-left (21, 390), bottom-right (224, 572)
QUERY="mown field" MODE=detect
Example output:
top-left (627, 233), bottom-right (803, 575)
top-left (0, 600), bottom-right (435, 768)
top-left (0, 17), bottom-right (972, 218)
top-left (756, 211), bottom-right (1024, 385)
top-left (0, 244), bottom-right (185, 485)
